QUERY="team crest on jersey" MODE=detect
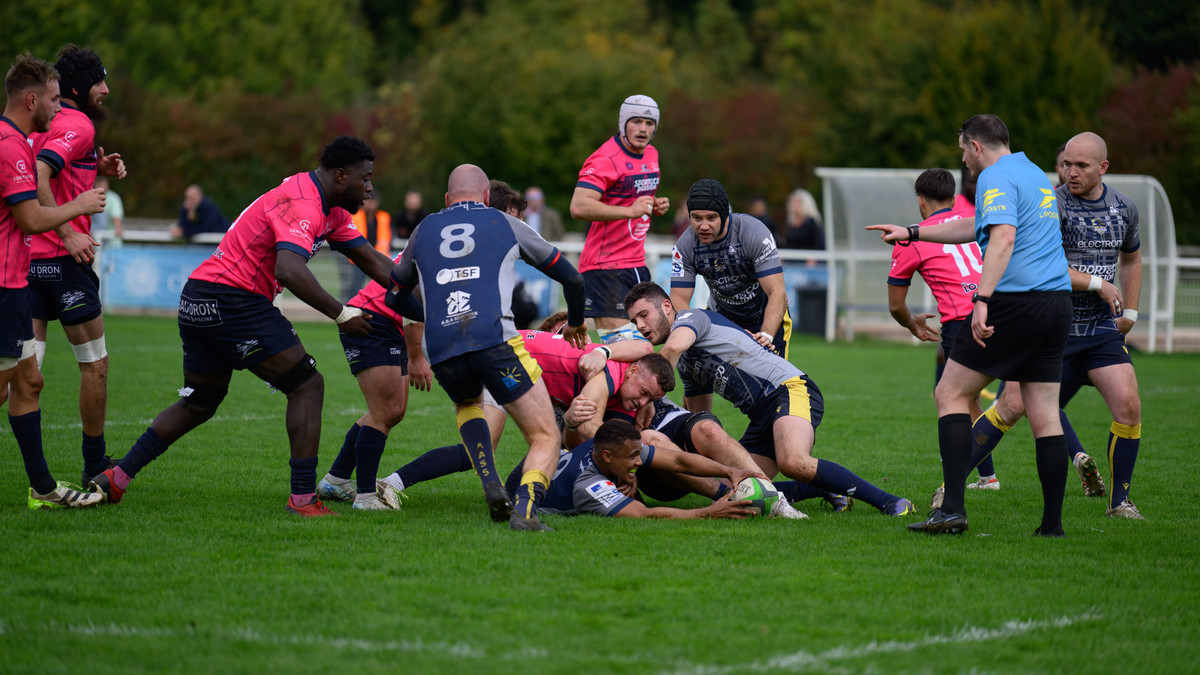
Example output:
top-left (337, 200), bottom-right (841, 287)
top-left (15, 160), bottom-right (29, 175)
top-left (59, 290), bottom-right (86, 311)
top-left (1091, 218), bottom-right (1107, 234)
top-left (627, 215), bottom-right (651, 241)
top-left (625, 162), bottom-right (634, 170)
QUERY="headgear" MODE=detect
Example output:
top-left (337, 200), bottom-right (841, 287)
top-left (686, 179), bottom-right (730, 226)
top-left (56, 53), bottom-right (106, 103)
top-left (618, 95), bottom-right (660, 139)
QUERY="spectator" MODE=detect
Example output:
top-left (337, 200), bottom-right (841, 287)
top-left (171, 184), bottom-right (228, 242)
top-left (394, 189), bottom-right (426, 238)
top-left (670, 197), bottom-right (690, 239)
top-left (782, 188), bottom-right (825, 252)
top-left (747, 196), bottom-right (779, 243)
top-left (523, 186), bottom-right (564, 241)
top-left (93, 175), bottom-right (124, 240)
top-left (341, 193), bottom-right (391, 301)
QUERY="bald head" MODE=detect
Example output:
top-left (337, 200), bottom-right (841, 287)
top-left (1061, 132), bottom-right (1109, 200)
top-left (446, 164), bottom-right (490, 206)
top-left (1066, 132), bottom-right (1107, 163)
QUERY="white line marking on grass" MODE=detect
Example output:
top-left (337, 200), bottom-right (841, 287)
top-left (23, 413), bottom-right (278, 432)
top-left (4, 621), bottom-right (489, 659)
top-left (660, 611), bottom-right (1104, 675)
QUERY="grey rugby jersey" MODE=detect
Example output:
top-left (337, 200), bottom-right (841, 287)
top-left (1056, 184), bottom-right (1140, 335)
top-left (673, 309), bottom-right (803, 415)
top-left (670, 213), bottom-right (783, 330)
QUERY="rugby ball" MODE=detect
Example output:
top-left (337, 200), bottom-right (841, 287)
top-left (733, 477), bottom-right (781, 517)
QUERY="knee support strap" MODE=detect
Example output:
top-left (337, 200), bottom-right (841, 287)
top-left (71, 336), bottom-right (107, 364)
top-left (269, 353), bottom-right (318, 394)
top-left (179, 380), bottom-right (229, 411)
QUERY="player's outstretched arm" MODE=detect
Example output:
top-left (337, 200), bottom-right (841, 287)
top-left (659, 327), bottom-right (697, 368)
top-left (569, 186), bottom-right (652, 222)
top-left (615, 497), bottom-right (755, 520)
top-left (343, 242), bottom-right (398, 290)
top-left (276, 249), bottom-right (371, 336)
top-left (649, 441), bottom-right (758, 488)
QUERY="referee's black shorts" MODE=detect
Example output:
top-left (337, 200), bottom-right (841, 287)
top-left (950, 291), bottom-right (1071, 383)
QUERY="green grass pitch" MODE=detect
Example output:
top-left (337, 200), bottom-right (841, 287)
top-left (3, 315), bottom-right (1199, 673)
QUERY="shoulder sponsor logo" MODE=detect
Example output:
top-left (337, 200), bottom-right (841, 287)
top-left (670, 247), bottom-right (683, 277)
top-left (64, 131), bottom-right (76, 142)
top-left (435, 266), bottom-right (481, 285)
top-left (1039, 189), bottom-right (1055, 209)
top-left (981, 188), bottom-right (1006, 210)
top-left (15, 160), bottom-right (28, 175)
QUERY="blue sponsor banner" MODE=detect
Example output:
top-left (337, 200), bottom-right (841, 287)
top-left (514, 259), bottom-right (555, 318)
top-left (98, 244), bottom-right (213, 311)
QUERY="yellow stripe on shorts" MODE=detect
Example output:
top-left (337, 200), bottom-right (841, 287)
top-left (507, 334), bottom-right (542, 383)
top-left (783, 376), bottom-right (812, 423)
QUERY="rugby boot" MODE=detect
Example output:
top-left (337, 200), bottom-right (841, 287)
top-left (509, 513), bottom-right (554, 532)
top-left (286, 495), bottom-right (338, 517)
top-left (1073, 453), bottom-right (1106, 497)
top-left (82, 455), bottom-right (117, 487)
top-left (485, 482), bottom-right (513, 523)
top-left (88, 468), bottom-right (125, 504)
top-left (28, 481), bottom-right (105, 509)
top-left (908, 508), bottom-right (968, 534)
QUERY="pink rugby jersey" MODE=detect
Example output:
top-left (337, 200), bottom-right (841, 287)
top-left (190, 172), bottom-right (365, 299)
top-left (522, 330), bottom-right (631, 414)
top-left (348, 251), bottom-right (403, 327)
top-left (30, 103), bottom-right (97, 259)
top-left (0, 117), bottom-right (40, 288)
top-left (576, 136), bottom-right (660, 272)
top-left (887, 203), bottom-right (982, 323)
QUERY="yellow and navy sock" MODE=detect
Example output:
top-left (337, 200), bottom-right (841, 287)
top-left (1108, 421), bottom-right (1141, 506)
top-left (327, 423), bottom-right (361, 480)
top-left (968, 405), bottom-right (1009, 477)
top-left (353, 426), bottom-right (388, 494)
top-left (512, 469), bottom-right (550, 518)
top-left (457, 407), bottom-right (499, 488)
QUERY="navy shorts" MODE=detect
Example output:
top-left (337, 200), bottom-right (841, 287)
top-left (940, 319), bottom-right (964, 357)
top-left (739, 377), bottom-right (825, 460)
top-left (339, 311), bottom-right (408, 376)
top-left (177, 279), bottom-right (300, 375)
top-left (655, 410), bottom-right (721, 454)
top-left (950, 291), bottom-right (1071, 383)
top-left (0, 287), bottom-right (34, 359)
top-left (583, 266), bottom-right (651, 319)
top-left (432, 336), bottom-right (540, 405)
top-left (1061, 330), bottom-right (1132, 387)
top-left (27, 256), bottom-right (102, 325)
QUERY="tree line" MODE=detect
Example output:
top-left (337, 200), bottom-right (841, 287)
top-left (3, 0), bottom-right (1197, 242)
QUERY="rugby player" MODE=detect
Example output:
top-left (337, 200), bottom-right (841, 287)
top-left (669, 179), bottom-right (791, 357)
top-left (506, 419), bottom-right (757, 520)
top-left (1, 52), bottom-right (106, 508)
top-left (315, 254), bottom-right (433, 511)
top-left (625, 282), bottom-right (917, 517)
top-left (89, 136), bottom-right (402, 516)
top-left (569, 94), bottom-right (669, 343)
top-left (384, 164), bottom-right (589, 531)
top-left (28, 45), bottom-right (126, 485)
top-left (871, 114), bottom-right (1074, 536)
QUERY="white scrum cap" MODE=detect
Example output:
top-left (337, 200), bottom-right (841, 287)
top-left (619, 94), bottom-right (660, 137)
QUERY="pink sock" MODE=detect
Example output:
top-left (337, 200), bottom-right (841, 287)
top-left (113, 466), bottom-right (132, 490)
top-left (291, 492), bottom-right (315, 506)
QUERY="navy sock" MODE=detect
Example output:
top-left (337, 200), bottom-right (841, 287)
top-left (82, 432), bottom-right (107, 475)
top-left (328, 423), bottom-right (361, 480)
top-left (975, 454), bottom-right (996, 479)
top-left (458, 412), bottom-right (500, 488)
top-left (354, 426), bottom-right (388, 494)
top-left (290, 456), bottom-right (319, 495)
top-left (1035, 435), bottom-right (1067, 534)
top-left (939, 413), bottom-right (973, 515)
top-left (713, 483), bottom-right (731, 499)
top-left (1108, 422), bottom-right (1141, 506)
top-left (811, 459), bottom-right (892, 510)
top-left (396, 444), bottom-right (473, 488)
top-left (9, 411), bottom-right (55, 494)
top-left (1060, 409), bottom-right (1086, 462)
top-left (118, 427), bottom-right (169, 479)
top-left (772, 480), bottom-right (826, 502)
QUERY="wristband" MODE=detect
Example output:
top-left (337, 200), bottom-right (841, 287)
top-left (1122, 308), bottom-right (1138, 322)
top-left (907, 225), bottom-right (920, 242)
top-left (598, 346), bottom-right (612, 359)
top-left (1087, 274), bottom-right (1103, 292)
top-left (335, 305), bottom-right (363, 325)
